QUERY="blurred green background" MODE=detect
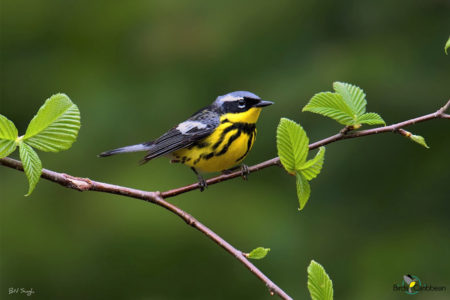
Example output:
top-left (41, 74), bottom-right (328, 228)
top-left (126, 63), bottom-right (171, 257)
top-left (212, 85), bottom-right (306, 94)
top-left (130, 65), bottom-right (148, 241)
top-left (1, 0), bottom-right (449, 299)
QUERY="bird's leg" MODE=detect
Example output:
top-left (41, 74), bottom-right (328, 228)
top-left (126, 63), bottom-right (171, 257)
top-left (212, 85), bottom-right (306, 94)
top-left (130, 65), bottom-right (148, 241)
top-left (191, 167), bottom-right (207, 192)
top-left (221, 164), bottom-right (250, 181)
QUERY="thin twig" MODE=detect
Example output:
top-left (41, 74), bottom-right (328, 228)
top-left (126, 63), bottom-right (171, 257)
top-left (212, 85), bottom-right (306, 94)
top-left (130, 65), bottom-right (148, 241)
top-left (0, 156), bottom-right (292, 300)
top-left (1, 99), bottom-right (448, 300)
top-left (161, 99), bottom-right (450, 198)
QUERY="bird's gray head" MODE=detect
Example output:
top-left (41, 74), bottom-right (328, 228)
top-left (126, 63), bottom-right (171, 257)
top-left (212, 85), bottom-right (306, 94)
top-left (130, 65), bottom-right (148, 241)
top-left (213, 91), bottom-right (274, 114)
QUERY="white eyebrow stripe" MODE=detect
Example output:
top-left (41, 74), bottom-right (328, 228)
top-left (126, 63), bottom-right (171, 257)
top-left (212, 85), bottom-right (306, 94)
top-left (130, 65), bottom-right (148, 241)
top-left (220, 94), bottom-right (244, 102)
top-left (176, 121), bottom-right (208, 134)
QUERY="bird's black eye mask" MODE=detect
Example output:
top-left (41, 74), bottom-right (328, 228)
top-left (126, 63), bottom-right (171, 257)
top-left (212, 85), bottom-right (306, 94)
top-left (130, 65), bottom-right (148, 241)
top-left (222, 98), bottom-right (261, 113)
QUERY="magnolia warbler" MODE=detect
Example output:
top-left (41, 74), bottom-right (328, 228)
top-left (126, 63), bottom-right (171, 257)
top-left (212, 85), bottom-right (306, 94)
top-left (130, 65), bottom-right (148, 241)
top-left (99, 91), bottom-right (273, 190)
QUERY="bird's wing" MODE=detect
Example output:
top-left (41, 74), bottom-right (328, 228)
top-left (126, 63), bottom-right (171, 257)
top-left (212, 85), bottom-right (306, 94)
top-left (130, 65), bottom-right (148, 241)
top-left (141, 109), bottom-right (219, 163)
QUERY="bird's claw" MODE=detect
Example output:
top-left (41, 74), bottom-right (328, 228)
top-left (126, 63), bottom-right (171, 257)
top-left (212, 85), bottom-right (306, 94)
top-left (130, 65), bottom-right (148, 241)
top-left (221, 165), bottom-right (250, 180)
top-left (198, 177), bottom-right (208, 192)
top-left (191, 167), bottom-right (207, 192)
top-left (240, 164), bottom-right (250, 181)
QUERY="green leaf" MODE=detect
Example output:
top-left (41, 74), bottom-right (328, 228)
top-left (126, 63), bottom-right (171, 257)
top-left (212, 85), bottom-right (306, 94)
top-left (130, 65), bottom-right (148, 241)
top-left (296, 172), bottom-right (311, 210)
top-left (23, 93), bottom-right (80, 152)
top-left (0, 115), bottom-right (18, 140)
top-left (357, 112), bottom-right (386, 125)
top-left (277, 118), bottom-right (309, 173)
top-left (409, 134), bottom-right (430, 149)
top-left (308, 260), bottom-right (334, 300)
top-left (333, 82), bottom-right (367, 116)
top-left (247, 247), bottom-right (271, 259)
top-left (445, 36), bottom-right (450, 55)
top-left (304, 82), bottom-right (385, 128)
top-left (19, 142), bottom-right (42, 196)
top-left (0, 115), bottom-right (19, 158)
top-left (303, 92), bottom-right (356, 125)
top-left (299, 147), bottom-right (326, 181)
top-left (0, 140), bottom-right (17, 158)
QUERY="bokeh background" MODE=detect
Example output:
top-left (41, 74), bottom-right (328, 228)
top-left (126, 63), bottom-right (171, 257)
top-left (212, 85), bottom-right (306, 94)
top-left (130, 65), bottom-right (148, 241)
top-left (1, 0), bottom-right (449, 299)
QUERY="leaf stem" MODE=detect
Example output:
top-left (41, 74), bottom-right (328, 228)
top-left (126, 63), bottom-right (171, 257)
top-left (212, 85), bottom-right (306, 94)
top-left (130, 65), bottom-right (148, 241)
top-left (15, 135), bottom-right (24, 145)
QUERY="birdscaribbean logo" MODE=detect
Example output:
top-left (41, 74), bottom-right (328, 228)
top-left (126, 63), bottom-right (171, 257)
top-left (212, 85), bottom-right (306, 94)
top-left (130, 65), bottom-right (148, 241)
top-left (402, 275), bottom-right (421, 295)
top-left (392, 274), bottom-right (446, 295)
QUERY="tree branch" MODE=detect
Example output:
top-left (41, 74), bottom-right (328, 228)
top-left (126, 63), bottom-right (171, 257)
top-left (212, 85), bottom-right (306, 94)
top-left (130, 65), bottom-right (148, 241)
top-left (161, 99), bottom-right (450, 198)
top-left (1, 99), bottom-right (448, 300)
top-left (0, 156), bottom-right (292, 300)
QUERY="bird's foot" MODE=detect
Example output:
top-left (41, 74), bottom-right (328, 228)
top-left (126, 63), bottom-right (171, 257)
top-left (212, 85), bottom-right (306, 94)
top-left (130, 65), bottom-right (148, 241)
top-left (221, 165), bottom-right (250, 180)
top-left (240, 164), bottom-right (250, 181)
top-left (198, 177), bottom-right (208, 192)
top-left (191, 167), bottom-right (207, 192)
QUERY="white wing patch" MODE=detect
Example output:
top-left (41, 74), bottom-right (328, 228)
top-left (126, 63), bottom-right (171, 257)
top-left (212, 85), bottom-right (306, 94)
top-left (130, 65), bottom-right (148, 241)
top-left (176, 120), bottom-right (208, 134)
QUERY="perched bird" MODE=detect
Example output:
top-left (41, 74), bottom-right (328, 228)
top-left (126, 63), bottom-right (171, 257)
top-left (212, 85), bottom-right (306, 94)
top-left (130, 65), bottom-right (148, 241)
top-left (99, 91), bottom-right (273, 190)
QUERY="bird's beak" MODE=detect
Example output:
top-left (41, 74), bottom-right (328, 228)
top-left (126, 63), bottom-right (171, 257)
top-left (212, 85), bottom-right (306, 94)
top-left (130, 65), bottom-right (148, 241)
top-left (255, 100), bottom-right (274, 107)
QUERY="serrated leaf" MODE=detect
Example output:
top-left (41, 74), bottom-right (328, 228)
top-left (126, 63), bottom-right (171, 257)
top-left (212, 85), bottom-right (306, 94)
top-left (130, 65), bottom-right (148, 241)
top-left (277, 118), bottom-right (309, 173)
top-left (0, 115), bottom-right (19, 158)
top-left (0, 115), bottom-right (18, 140)
top-left (299, 147), bottom-right (326, 181)
top-left (303, 92), bottom-right (356, 125)
top-left (247, 247), bottom-right (271, 259)
top-left (23, 94), bottom-right (80, 152)
top-left (308, 260), bottom-right (334, 300)
top-left (445, 36), bottom-right (450, 55)
top-left (0, 140), bottom-right (17, 158)
top-left (296, 172), bottom-right (311, 210)
top-left (357, 112), bottom-right (386, 125)
top-left (19, 142), bottom-right (42, 196)
top-left (333, 82), bottom-right (367, 116)
top-left (410, 134), bottom-right (430, 149)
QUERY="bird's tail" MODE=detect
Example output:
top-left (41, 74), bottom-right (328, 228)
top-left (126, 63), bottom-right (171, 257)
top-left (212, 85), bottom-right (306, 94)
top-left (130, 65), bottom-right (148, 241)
top-left (98, 143), bottom-right (153, 157)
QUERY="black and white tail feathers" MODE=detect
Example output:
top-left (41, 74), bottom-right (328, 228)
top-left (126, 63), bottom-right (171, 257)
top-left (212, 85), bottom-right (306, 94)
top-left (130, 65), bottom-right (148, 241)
top-left (98, 143), bottom-right (153, 157)
top-left (99, 116), bottom-right (217, 163)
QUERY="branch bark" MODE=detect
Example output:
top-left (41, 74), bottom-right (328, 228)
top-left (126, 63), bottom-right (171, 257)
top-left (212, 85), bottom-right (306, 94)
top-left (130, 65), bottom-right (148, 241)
top-left (1, 99), bottom-right (448, 300)
top-left (0, 157), bottom-right (292, 300)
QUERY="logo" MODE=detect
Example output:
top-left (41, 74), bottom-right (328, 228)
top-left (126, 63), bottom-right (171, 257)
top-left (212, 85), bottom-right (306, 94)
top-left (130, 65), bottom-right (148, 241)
top-left (393, 274), bottom-right (446, 295)
top-left (402, 275), bottom-right (421, 295)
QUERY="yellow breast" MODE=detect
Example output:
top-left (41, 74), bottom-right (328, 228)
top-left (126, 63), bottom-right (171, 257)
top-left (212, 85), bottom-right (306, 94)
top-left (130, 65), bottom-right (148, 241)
top-left (172, 114), bottom-right (258, 173)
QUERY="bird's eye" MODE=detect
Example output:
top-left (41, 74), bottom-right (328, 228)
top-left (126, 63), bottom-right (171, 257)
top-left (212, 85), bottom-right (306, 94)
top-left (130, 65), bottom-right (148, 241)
top-left (238, 100), bottom-right (246, 108)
